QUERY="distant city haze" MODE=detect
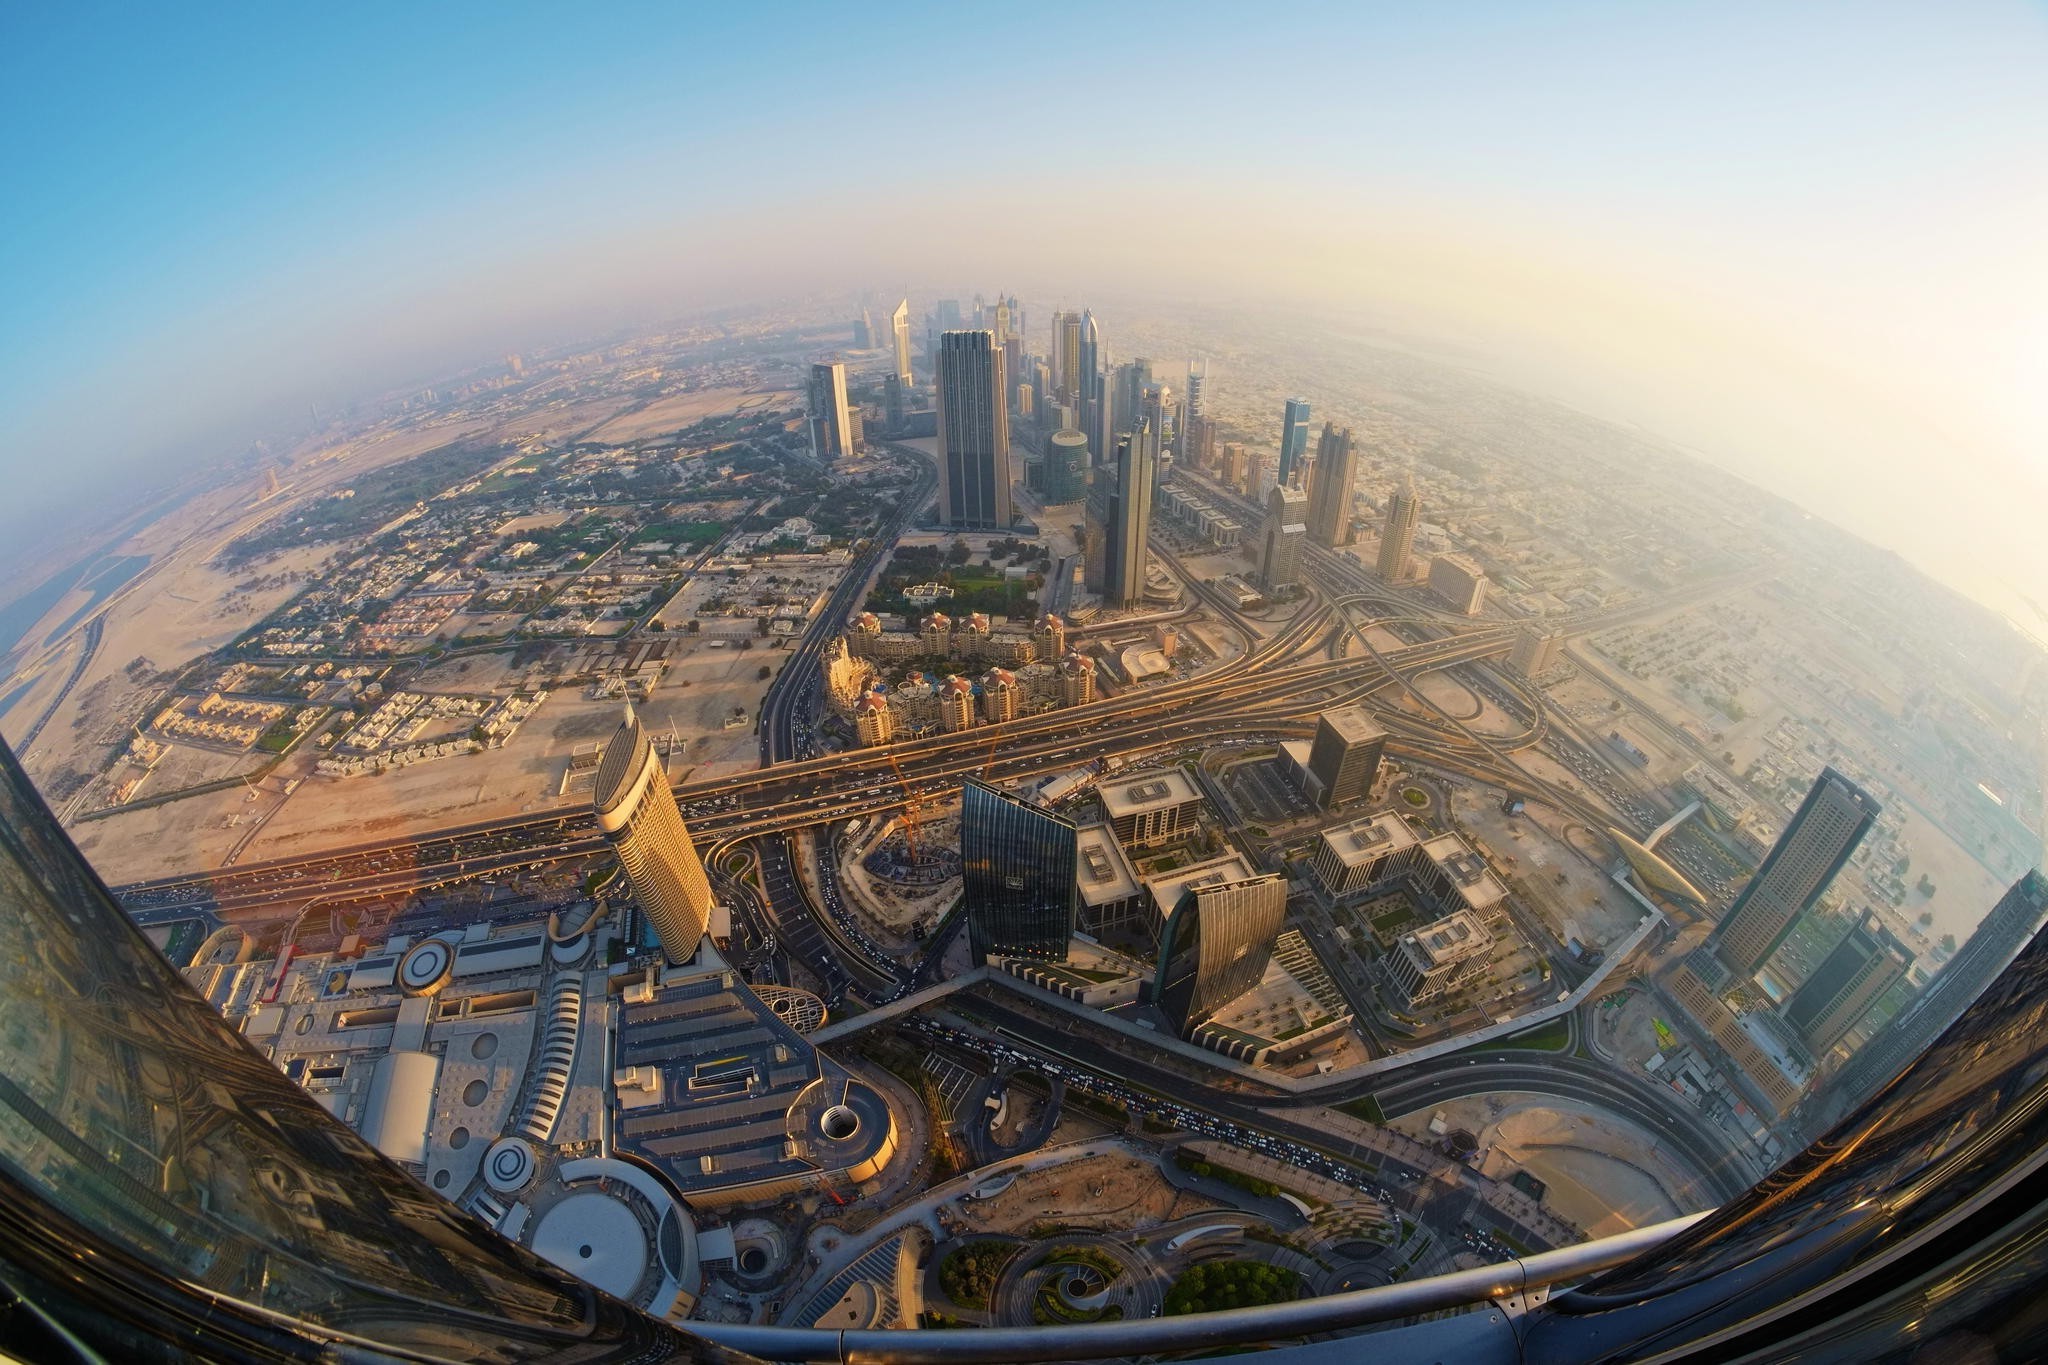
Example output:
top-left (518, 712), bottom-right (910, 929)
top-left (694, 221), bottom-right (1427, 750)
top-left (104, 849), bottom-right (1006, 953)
top-left (3, 2), bottom-right (2044, 623)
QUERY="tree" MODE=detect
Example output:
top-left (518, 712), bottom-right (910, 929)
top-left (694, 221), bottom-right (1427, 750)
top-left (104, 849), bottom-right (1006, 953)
top-left (1917, 910), bottom-right (1934, 927)
top-left (757, 665), bottom-right (772, 680)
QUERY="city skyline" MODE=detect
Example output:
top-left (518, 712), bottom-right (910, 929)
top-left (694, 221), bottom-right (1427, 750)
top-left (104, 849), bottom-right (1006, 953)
top-left (2, 6), bottom-right (2046, 626)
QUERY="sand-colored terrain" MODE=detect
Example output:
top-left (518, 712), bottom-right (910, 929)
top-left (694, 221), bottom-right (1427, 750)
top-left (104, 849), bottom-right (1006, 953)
top-left (582, 386), bottom-right (795, 445)
top-left (1395, 1093), bottom-right (1701, 1237)
top-left (70, 639), bottom-right (787, 884)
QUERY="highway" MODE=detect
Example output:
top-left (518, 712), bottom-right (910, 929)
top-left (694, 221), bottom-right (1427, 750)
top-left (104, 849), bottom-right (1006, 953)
top-left (757, 448), bottom-right (939, 766)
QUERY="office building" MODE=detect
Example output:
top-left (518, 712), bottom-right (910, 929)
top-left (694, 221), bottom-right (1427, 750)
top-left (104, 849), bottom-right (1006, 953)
top-left (1782, 911), bottom-right (1914, 1055)
top-left (805, 361), bottom-right (854, 460)
top-left (1220, 441), bottom-right (1248, 492)
top-left (1377, 479), bottom-right (1420, 582)
top-left (1819, 870), bottom-right (2048, 1125)
top-left (856, 305), bottom-right (876, 348)
top-left (889, 298), bottom-right (913, 386)
top-left (1305, 422), bottom-right (1358, 548)
top-left (936, 330), bottom-right (1012, 528)
top-left (1428, 553), bottom-right (1488, 615)
top-left (1278, 396), bottom-right (1311, 487)
top-left (1078, 309), bottom-right (1106, 464)
top-left (1105, 427), bottom-right (1155, 609)
top-left (961, 778), bottom-right (1078, 964)
top-left (1709, 768), bottom-right (1880, 979)
top-left (592, 703), bottom-right (716, 964)
top-left (1510, 626), bottom-right (1564, 677)
top-left (1074, 822), bottom-right (1146, 938)
top-left (1051, 310), bottom-right (1084, 403)
top-left (1154, 872), bottom-right (1289, 1032)
top-left (1304, 705), bottom-right (1387, 810)
top-left (1259, 485), bottom-right (1308, 591)
top-left (1310, 812), bottom-right (1421, 896)
top-left (1082, 466), bottom-right (1111, 592)
top-left (1389, 910), bottom-right (1494, 1006)
top-left (1044, 428), bottom-right (1090, 504)
top-left (1100, 767), bottom-right (1204, 849)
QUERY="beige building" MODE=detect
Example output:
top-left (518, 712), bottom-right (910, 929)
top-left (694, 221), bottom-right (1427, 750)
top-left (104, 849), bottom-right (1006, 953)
top-left (1388, 909), bottom-right (1494, 1006)
top-left (1101, 768), bottom-right (1204, 849)
top-left (1427, 553), bottom-right (1488, 616)
top-left (593, 704), bottom-right (716, 963)
top-left (1377, 480), bottom-right (1419, 582)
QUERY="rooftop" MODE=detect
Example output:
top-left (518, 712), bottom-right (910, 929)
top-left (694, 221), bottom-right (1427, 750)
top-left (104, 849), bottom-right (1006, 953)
top-left (1100, 768), bottom-right (1202, 818)
top-left (1144, 852), bottom-right (1261, 919)
top-left (611, 964), bottom-right (891, 1196)
top-left (1318, 812), bottom-right (1421, 868)
top-left (1421, 833), bottom-right (1508, 911)
top-left (1400, 909), bottom-right (1495, 971)
top-left (1318, 705), bottom-right (1388, 746)
top-left (1074, 824), bottom-right (1141, 907)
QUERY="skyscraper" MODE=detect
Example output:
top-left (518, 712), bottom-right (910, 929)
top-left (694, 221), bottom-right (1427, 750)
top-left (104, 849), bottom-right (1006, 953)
top-left (1305, 705), bottom-right (1388, 810)
top-left (593, 703), bottom-right (717, 964)
top-left (890, 298), bottom-right (913, 386)
top-left (1078, 309), bottom-right (1105, 464)
top-left (1709, 767), bottom-right (1880, 980)
top-left (1377, 478), bottom-right (1419, 582)
top-left (1817, 870), bottom-right (2048, 1127)
top-left (856, 305), bottom-right (876, 348)
top-left (1044, 428), bottom-right (1090, 504)
top-left (1139, 382), bottom-right (1175, 494)
top-left (1052, 311), bottom-right (1085, 405)
top-left (1154, 873), bottom-right (1289, 1032)
top-left (936, 330), bottom-right (1012, 528)
top-left (1305, 422), bottom-right (1358, 548)
top-left (1278, 397), bottom-right (1311, 487)
top-left (804, 361), bottom-right (854, 460)
top-left (961, 778), bottom-right (1078, 963)
top-left (1259, 484), bottom-right (1308, 591)
top-left (1082, 465), bottom-right (1111, 593)
top-left (1106, 426), bottom-right (1156, 609)
top-left (1782, 910), bottom-right (1913, 1055)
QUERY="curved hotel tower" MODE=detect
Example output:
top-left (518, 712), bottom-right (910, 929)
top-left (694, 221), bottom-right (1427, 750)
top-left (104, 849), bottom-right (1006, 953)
top-left (594, 703), bottom-right (716, 963)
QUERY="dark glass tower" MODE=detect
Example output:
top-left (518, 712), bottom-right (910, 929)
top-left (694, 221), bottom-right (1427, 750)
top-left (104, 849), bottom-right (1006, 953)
top-left (0, 738), bottom-right (742, 1362)
top-left (1781, 909), bottom-right (1912, 1054)
top-left (1277, 396), bottom-right (1311, 487)
top-left (960, 778), bottom-right (1077, 964)
top-left (1813, 869), bottom-right (2048, 1128)
top-left (1154, 873), bottom-right (1288, 1032)
top-left (1306, 705), bottom-right (1388, 810)
top-left (936, 329), bottom-right (1011, 527)
top-left (1709, 767), bottom-right (1879, 979)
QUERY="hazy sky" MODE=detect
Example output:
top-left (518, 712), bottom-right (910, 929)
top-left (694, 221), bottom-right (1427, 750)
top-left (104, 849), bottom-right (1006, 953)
top-left (4, 1), bottom-right (2045, 621)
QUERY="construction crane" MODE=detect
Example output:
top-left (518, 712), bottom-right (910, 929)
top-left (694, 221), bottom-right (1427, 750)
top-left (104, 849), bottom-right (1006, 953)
top-left (884, 748), bottom-right (924, 864)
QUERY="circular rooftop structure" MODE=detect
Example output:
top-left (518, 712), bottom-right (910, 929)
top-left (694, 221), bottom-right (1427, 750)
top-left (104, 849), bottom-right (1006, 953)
top-left (397, 938), bottom-right (454, 996)
top-left (531, 1192), bottom-right (647, 1299)
top-left (484, 1137), bottom-right (536, 1193)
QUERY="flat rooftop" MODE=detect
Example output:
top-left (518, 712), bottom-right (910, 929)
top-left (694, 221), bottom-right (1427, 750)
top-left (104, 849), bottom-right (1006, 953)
top-left (1074, 823), bottom-right (1141, 907)
top-left (1318, 812), bottom-right (1420, 869)
top-left (1100, 768), bottom-right (1202, 819)
top-left (1421, 833), bottom-right (1508, 911)
top-left (1400, 909), bottom-right (1494, 971)
top-left (612, 966), bottom-right (890, 1196)
top-left (1144, 852), bottom-right (1260, 919)
top-left (1318, 705), bottom-right (1388, 746)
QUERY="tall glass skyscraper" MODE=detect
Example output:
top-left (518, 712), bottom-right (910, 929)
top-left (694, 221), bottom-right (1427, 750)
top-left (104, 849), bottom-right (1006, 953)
top-left (1108, 422), bottom-right (1156, 608)
top-left (936, 330), bottom-right (1012, 528)
top-left (0, 739), bottom-right (744, 1362)
top-left (1154, 873), bottom-right (1289, 1032)
top-left (594, 703), bottom-right (717, 963)
top-left (1709, 767), bottom-right (1879, 979)
top-left (1277, 396), bottom-right (1311, 487)
top-left (1305, 421), bottom-right (1359, 548)
top-left (960, 778), bottom-right (1077, 964)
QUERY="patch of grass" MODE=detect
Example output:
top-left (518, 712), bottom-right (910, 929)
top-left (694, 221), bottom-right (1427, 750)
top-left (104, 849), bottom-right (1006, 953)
top-left (1338, 1095), bottom-right (1386, 1125)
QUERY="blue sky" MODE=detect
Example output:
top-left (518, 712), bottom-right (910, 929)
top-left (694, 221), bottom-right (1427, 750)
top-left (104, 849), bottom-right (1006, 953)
top-left (4, 1), bottom-right (2046, 616)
